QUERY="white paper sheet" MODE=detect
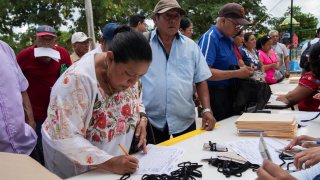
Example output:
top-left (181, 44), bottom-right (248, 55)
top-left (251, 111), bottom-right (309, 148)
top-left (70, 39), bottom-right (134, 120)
top-left (276, 110), bottom-right (320, 124)
top-left (34, 47), bottom-right (61, 62)
top-left (227, 138), bottom-right (288, 165)
top-left (133, 144), bottom-right (184, 175)
top-left (268, 94), bottom-right (288, 106)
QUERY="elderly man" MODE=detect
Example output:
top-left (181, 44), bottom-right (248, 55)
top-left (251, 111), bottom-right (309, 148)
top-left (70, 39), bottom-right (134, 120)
top-left (269, 30), bottom-right (290, 78)
top-left (70, 32), bottom-right (92, 63)
top-left (142, 0), bottom-right (216, 144)
top-left (129, 14), bottom-right (147, 32)
top-left (0, 40), bottom-right (37, 158)
top-left (198, 3), bottom-right (254, 121)
top-left (17, 25), bottom-right (72, 164)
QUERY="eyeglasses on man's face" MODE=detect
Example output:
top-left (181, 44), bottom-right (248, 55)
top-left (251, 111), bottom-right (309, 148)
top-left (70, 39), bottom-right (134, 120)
top-left (226, 18), bottom-right (242, 30)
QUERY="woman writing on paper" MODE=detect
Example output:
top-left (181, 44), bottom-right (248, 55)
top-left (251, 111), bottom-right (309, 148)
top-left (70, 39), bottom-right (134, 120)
top-left (276, 43), bottom-right (320, 111)
top-left (41, 27), bottom-right (152, 178)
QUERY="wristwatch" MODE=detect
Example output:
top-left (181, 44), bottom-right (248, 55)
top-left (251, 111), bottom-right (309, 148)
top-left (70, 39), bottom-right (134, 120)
top-left (201, 108), bottom-right (213, 116)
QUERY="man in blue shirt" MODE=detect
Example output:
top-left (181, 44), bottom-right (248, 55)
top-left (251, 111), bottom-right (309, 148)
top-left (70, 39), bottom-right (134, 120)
top-left (142, 0), bottom-right (216, 144)
top-left (198, 3), bottom-right (254, 121)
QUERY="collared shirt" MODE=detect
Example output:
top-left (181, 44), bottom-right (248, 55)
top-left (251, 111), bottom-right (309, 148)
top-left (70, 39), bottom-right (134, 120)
top-left (17, 45), bottom-right (72, 122)
top-left (0, 40), bottom-right (37, 154)
top-left (272, 42), bottom-right (288, 68)
top-left (301, 37), bottom-right (320, 52)
top-left (70, 52), bottom-right (80, 63)
top-left (198, 25), bottom-right (238, 86)
top-left (141, 30), bottom-right (211, 134)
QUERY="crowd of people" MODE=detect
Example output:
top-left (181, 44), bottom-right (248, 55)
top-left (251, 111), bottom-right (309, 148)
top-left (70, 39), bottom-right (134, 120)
top-left (1, 0), bottom-right (320, 179)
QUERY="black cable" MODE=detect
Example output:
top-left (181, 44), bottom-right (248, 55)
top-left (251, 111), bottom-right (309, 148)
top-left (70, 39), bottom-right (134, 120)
top-left (142, 161), bottom-right (203, 180)
top-left (300, 112), bottom-right (320, 122)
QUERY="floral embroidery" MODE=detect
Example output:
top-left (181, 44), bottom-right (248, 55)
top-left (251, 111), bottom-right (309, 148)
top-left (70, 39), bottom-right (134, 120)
top-left (86, 156), bottom-right (93, 164)
top-left (86, 83), bottom-right (140, 143)
top-left (63, 77), bottom-right (69, 84)
top-left (121, 104), bottom-right (132, 117)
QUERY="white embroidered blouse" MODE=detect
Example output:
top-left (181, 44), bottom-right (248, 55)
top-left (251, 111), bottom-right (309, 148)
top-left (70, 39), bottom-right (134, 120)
top-left (42, 53), bottom-right (142, 178)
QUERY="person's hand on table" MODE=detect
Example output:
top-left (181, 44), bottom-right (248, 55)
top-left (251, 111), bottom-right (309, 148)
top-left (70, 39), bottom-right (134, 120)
top-left (285, 135), bottom-right (320, 150)
top-left (256, 160), bottom-right (296, 180)
top-left (294, 146), bottom-right (320, 170)
top-left (201, 111), bottom-right (216, 131)
top-left (276, 95), bottom-right (289, 104)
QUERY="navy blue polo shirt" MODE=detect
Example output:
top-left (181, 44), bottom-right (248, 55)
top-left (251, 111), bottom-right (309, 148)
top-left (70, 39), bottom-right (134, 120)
top-left (198, 25), bottom-right (238, 86)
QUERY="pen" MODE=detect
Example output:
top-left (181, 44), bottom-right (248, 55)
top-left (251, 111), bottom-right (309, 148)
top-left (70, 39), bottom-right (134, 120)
top-left (118, 144), bottom-right (129, 156)
top-left (302, 141), bottom-right (320, 145)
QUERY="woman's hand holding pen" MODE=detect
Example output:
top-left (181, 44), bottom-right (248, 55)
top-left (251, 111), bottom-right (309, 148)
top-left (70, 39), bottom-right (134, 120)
top-left (97, 155), bottom-right (139, 174)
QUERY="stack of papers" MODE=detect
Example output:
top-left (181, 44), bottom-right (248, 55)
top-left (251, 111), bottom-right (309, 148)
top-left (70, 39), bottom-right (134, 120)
top-left (289, 77), bottom-right (300, 84)
top-left (235, 113), bottom-right (297, 138)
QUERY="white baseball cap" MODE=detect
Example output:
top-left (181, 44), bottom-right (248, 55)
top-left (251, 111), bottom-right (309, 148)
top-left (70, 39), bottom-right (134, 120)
top-left (71, 32), bottom-right (92, 44)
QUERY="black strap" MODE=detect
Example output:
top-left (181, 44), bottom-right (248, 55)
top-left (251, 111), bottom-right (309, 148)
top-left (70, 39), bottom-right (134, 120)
top-left (142, 161), bottom-right (202, 180)
top-left (300, 112), bottom-right (320, 122)
top-left (208, 158), bottom-right (259, 178)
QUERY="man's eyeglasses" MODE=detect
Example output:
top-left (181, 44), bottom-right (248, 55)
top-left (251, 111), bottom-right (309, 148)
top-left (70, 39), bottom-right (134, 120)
top-left (226, 18), bottom-right (242, 30)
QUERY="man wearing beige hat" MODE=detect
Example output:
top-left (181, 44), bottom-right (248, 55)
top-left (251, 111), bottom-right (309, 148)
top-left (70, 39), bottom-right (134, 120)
top-left (198, 3), bottom-right (254, 121)
top-left (70, 32), bottom-right (92, 63)
top-left (141, 0), bottom-right (216, 144)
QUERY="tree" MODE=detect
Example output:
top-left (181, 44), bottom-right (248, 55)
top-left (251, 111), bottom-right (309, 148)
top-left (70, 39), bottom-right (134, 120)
top-left (0, 0), bottom-right (270, 53)
top-left (0, 0), bottom-right (79, 53)
top-left (268, 6), bottom-right (318, 41)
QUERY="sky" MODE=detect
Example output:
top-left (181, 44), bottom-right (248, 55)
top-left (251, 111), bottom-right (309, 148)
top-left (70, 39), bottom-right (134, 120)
top-left (261, 0), bottom-right (320, 27)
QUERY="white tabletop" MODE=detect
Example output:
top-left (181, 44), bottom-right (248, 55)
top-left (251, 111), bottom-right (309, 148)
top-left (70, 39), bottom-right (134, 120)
top-left (270, 79), bottom-right (297, 95)
top-left (69, 111), bottom-right (320, 180)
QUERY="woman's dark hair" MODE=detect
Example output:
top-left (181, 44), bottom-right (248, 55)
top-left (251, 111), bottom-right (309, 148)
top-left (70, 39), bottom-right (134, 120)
top-left (180, 17), bottom-right (191, 31)
top-left (109, 25), bottom-right (152, 64)
top-left (256, 35), bottom-right (272, 50)
top-left (242, 32), bottom-right (254, 48)
top-left (129, 14), bottom-right (145, 27)
top-left (244, 32), bottom-right (254, 42)
top-left (307, 43), bottom-right (320, 76)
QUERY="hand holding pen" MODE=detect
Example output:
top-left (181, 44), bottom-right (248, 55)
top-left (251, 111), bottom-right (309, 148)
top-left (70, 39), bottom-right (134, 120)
top-left (95, 144), bottom-right (139, 175)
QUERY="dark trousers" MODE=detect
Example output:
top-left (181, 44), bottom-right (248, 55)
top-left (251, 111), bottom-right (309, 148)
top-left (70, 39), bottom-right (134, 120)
top-left (34, 120), bottom-right (44, 165)
top-left (209, 86), bottom-right (235, 121)
top-left (147, 121), bottom-right (196, 144)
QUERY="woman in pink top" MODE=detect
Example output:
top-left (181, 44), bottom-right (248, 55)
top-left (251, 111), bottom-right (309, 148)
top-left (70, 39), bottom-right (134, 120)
top-left (257, 35), bottom-right (281, 84)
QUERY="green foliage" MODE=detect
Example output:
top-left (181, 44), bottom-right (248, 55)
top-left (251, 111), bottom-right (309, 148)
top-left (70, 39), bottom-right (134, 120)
top-left (0, 0), bottom-right (270, 53)
top-left (0, 0), bottom-right (78, 53)
top-left (268, 6), bottom-right (318, 41)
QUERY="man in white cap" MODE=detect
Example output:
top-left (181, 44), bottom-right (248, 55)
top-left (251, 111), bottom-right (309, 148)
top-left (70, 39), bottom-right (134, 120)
top-left (142, 0), bottom-right (216, 144)
top-left (70, 32), bottom-right (92, 63)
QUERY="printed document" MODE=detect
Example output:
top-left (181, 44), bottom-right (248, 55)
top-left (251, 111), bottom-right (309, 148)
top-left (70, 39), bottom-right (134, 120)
top-left (227, 138), bottom-right (288, 165)
top-left (133, 144), bottom-right (184, 175)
